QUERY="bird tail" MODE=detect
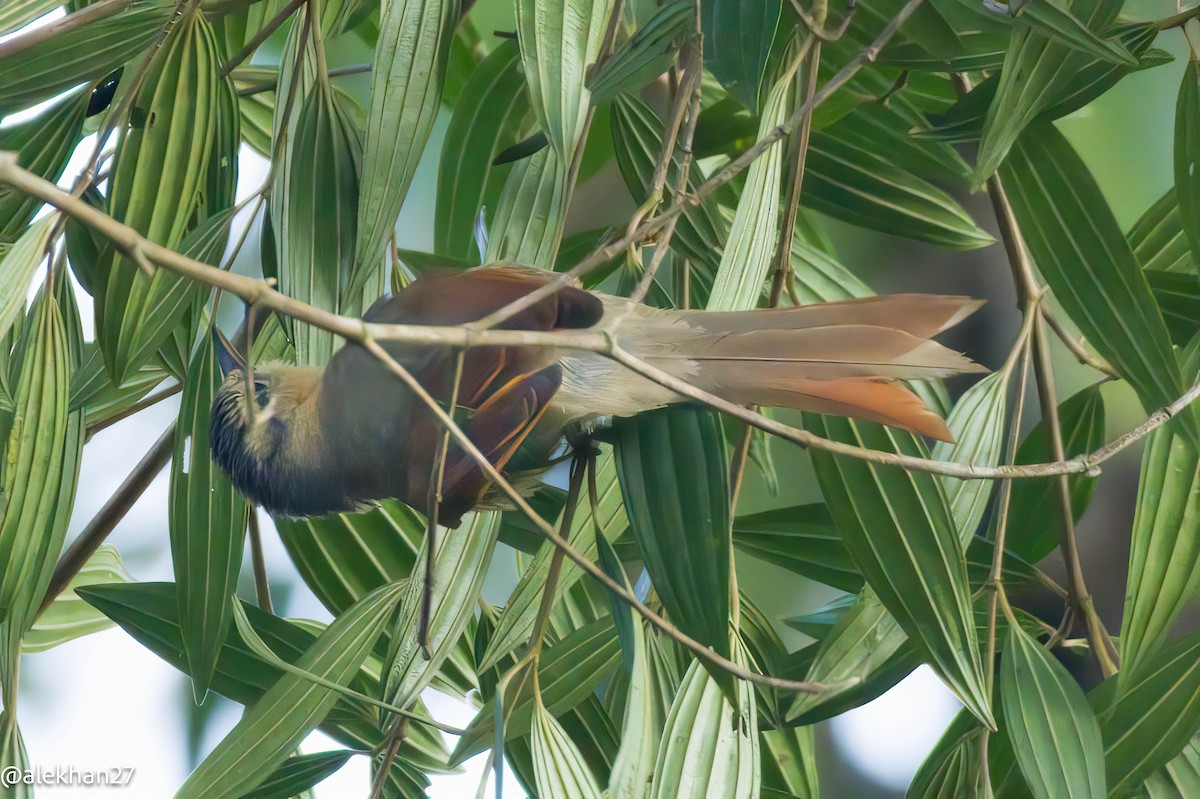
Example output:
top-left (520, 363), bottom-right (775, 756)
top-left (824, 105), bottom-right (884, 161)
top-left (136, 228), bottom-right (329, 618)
top-left (646, 295), bottom-right (987, 442)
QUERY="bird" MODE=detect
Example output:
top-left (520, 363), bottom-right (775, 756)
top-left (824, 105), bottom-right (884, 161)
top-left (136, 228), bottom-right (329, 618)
top-left (209, 264), bottom-right (986, 527)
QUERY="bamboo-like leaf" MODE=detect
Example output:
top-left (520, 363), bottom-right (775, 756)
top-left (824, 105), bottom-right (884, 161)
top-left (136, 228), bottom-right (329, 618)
top-left (0, 0), bottom-right (175, 116)
top-left (1128, 190), bottom-right (1192, 274)
top-left (382, 511), bottom-right (499, 712)
top-left (452, 618), bottom-right (620, 764)
top-left (1093, 631), bottom-right (1200, 796)
top-left (0, 92), bottom-right (85, 243)
top-left (932, 370), bottom-right (1008, 538)
top-left (974, 0), bottom-right (1126, 180)
top-left (434, 39), bottom-right (531, 261)
top-left (531, 690), bottom-right (604, 799)
top-left (23, 544), bottom-right (130, 653)
top-left (1005, 385), bottom-right (1106, 563)
top-left (101, 9), bottom-right (220, 383)
top-left (484, 145), bottom-right (569, 268)
top-left (706, 32), bottom-right (797, 312)
top-left (1120, 339), bottom-right (1200, 681)
top-left (1001, 124), bottom-right (1193, 445)
top-left (0, 714), bottom-right (31, 799)
top-left (515, 0), bottom-right (614, 158)
top-left (1176, 55), bottom-right (1200, 266)
top-left (588, 0), bottom-right (692, 105)
top-left (1144, 740), bottom-right (1200, 798)
top-left (176, 581), bottom-right (405, 799)
top-left (68, 343), bottom-right (168, 428)
top-left (732, 503), bottom-right (861, 592)
top-left (275, 501), bottom-right (423, 616)
top-left (169, 331), bottom-right (250, 702)
top-left (0, 286), bottom-right (83, 635)
top-left (0, 216), bottom-right (56, 345)
top-left (276, 76), bottom-right (362, 366)
top-left (649, 652), bottom-right (759, 798)
top-left (614, 409), bottom-right (731, 665)
top-left (803, 131), bottom-right (995, 250)
top-left (699, 0), bottom-right (780, 111)
top-left (1148, 269), bottom-right (1200, 346)
top-left (1015, 0), bottom-right (1135, 67)
top-left (826, 102), bottom-right (973, 188)
top-left (610, 94), bottom-right (725, 300)
top-left (0, 0), bottom-right (61, 37)
top-left (351, 0), bottom-right (458, 293)
top-left (479, 450), bottom-right (625, 671)
top-left (1000, 622), bottom-right (1106, 798)
top-left (907, 712), bottom-right (989, 799)
top-left (241, 750), bottom-right (354, 799)
top-left (804, 414), bottom-right (993, 727)
top-left (762, 727), bottom-right (819, 799)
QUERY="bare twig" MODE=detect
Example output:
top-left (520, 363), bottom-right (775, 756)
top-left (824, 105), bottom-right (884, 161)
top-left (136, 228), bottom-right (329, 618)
top-left (221, 0), bottom-right (308, 76)
top-left (247, 510), bottom-right (273, 614)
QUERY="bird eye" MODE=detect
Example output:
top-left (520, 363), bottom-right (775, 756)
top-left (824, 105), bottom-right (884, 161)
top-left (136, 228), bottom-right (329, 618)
top-left (254, 381), bottom-right (270, 411)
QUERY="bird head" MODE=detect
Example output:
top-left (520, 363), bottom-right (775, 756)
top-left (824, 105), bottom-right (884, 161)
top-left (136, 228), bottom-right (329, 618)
top-left (208, 329), bottom-right (344, 517)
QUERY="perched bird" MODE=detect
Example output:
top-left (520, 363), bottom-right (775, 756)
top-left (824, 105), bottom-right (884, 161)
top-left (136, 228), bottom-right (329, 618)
top-left (210, 265), bottom-right (986, 527)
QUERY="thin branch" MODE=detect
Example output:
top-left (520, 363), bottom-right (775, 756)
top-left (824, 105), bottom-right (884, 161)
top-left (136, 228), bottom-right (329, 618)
top-left (37, 426), bottom-right (176, 617)
top-left (221, 0), bottom-right (308, 76)
top-left (0, 0), bottom-right (131, 60)
top-left (2, 152), bottom-right (1197, 484)
top-left (247, 510), bottom-right (273, 614)
top-left (1042, 308), bottom-right (1119, 379)
top-left (85, 382), bottom-right (181, 438)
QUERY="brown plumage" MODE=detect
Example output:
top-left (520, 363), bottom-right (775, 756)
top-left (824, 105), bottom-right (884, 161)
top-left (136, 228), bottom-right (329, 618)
top-left (210, 265), bottom-right (986, 526)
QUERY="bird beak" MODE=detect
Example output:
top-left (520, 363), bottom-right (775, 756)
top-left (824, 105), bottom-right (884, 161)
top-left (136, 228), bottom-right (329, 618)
top-left (212, 327), bottom-right (247, 377)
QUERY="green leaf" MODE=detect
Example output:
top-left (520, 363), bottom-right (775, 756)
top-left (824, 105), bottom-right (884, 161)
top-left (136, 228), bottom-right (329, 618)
top-left (1000, 623), bottom-right (1106, 799)
top-left (480, 450), bottom-right (626, 671)
top-left (0, 0), bottom-right (62, 37)
top-left (933, 370), bottom-right (1008, 538)
top-left (1093, 631), bottom-right (1200, 796)
top-left (0, 286), bottom-right (83, 635)
top-left (452, 618), bottom-right (620, 764)
top-left (1005, 385), bottom-right (1106, 563)
top-left (0, 91), bottom-right (86, 243)
top-left (275, 501), bottom-right (423, 616)
top-left (762, 726), bottom-right (819, 799)
top-left (176, 581), bottom-right (405, 799)
top-left (1147, 269), bottom-right (1200, 346)
top-left (614, 408), bottom-right (731, 668)
top-left (907, 712), bottom-right (989, 799)
top-left (169, 331), bottom-right (250, 702)
top-left (101, 9), bottom-right (221, 383)
top-left (973, 0), bottom-right (1126, 180)
top-left (24, 544), bottom-right (131, 654)
top-left (706, 32), bottom-right (798, 312)
top-left (484, 146), bottom-right (569, 268)
top-left (1120, 339), bottom-right (1200, 681)
top-left (0, 714), bottom-right (31, 799)
top-left (1014, 0), bottom-right (1134, 67)
top-left (1128, 190), bottom-right (1192, 274)
top-left (803, 131), bottom-right (995, 250)
top-left (733, 503), bottom-right (861, 592)
top-left (531, 691), bottom-right (604, 799)
top-left (1001, 124), bottom-right (1192, 445)
top-left (382, 511), bottom-right (499, 712)
top-left (1144, 740), bottom-right (1200, 799)
top-left (240, 750), bottom-right (354, 799)
top-left (1175, 57), bottom-right (1200, 267)
top-left (434, 39), bottom-right (531, 261)
top-left (588, 1), bottom-right (692, 106)
top-left (804, 414), bottom-right (992, 727)
top-left (68, 343), bottom-right (168, 429)
top-left (0, 216), bottom-right (56, 345)
top-left (352, 0), bottom-right (458, 293)
top-left (515, 0), bottom-right (614, 158)
top-left (699, 0), bottom-right (780, 111)
top-left (275, 76), bottom-right (364, 366)
top-left (0, 0), bottom-right (175, 116)
top-left (649, 653), bottom-right (759, 798)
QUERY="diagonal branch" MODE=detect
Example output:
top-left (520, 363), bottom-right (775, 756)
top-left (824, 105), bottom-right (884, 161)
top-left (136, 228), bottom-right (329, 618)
top-left (2, 151), bottom-right (1198, 484)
